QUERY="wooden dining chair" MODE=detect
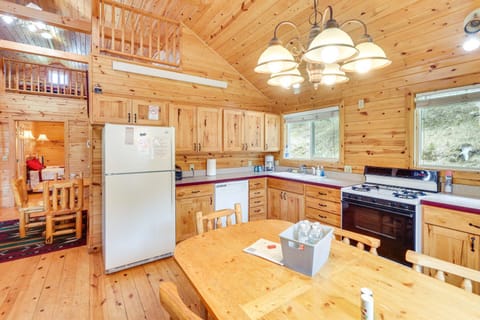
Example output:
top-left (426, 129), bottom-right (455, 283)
top-left (44, 178), bottom-right (84, 244)
top-left (195, 203), bottom-right (242, 235)
top-left (159, 281), bottom-right (203, 320)
top-left (10, 177), bottom-right (47, 238)
top-left (333, 227), bottom-right (381, 255)
top-left (406, 250), bottom-right (480, 293)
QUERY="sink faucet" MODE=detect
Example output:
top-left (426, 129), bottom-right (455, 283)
top-left (299, 164), bottom-right (307, 174)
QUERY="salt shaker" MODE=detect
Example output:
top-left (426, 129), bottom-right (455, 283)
top-left (360, 288), bottom-right (374, 320)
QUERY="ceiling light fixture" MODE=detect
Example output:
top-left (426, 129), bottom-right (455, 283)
top-left (255, 0), bottom-right (391, 90)
top-left (463, 9), bottom-right (480, 52)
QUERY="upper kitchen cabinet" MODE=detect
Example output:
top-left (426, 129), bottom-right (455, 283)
top-left (224, 109), bottom-right (264, 152)
top-left (264, 113), bottom-right (281, 152)
top-left (169, 104), bottom-right (222, 153)
top-left (92, 95), bottom-right (168, 126)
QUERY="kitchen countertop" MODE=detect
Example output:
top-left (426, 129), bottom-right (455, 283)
top-left (176, 170), bottom-right (360, 189)
top-left (422, 194), bottom-right (480, 214)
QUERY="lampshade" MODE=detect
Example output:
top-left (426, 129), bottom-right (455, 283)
top-left (37, 133), bottom-right (49, 141)
top-left (254, 41), bottom-right (298, 74)
top-left (304, 27), bottom-right (358, 64)
top-left (341, 41), bottom-right (391, 73)
top-left (22, 130), bottom-right (35, 140)
top-left (321, 64), bottom-right (349, 86)
top-left (267, 68), bottom-right (304, 88)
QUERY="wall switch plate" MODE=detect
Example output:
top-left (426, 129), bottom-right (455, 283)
top-left (358, 99), bottom-right (365, 109)
top-left (344, 165), bottom-right (352, 173)
top-left (2, 155), bottom-right (7, 161)
top-left (189, 164), bottom-right (195, 170)
top-left (247, 160), bottom-right (252, 166)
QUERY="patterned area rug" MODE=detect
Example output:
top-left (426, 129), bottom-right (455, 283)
top-left (0, 214), bottom-right (86, 263)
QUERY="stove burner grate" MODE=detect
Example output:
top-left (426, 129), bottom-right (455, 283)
top-left (393, 190), bottom-right (427, 199)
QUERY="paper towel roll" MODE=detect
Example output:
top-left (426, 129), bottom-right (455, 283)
top-left (207, 159), bottom-right (216, 176)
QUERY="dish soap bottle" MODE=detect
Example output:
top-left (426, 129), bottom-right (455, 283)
top-left (444, 170), bottom-right (453, 193)
top-left (320, 165), bottom-right (325, 177)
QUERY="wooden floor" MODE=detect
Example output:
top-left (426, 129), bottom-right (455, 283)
top-left (0, 207), bottom-right (206, 320)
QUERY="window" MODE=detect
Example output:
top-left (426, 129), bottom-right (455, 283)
top-left (284, 107), bottom-right (339, 161)
top-left (48, 69), bottom-right (69, 85)
top-left (415, 84), bottom-right (480, 170)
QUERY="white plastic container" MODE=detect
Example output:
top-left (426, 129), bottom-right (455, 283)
top-left (206, 159), bottom-right (216, 176)
top-left (279, 224), bottom-right (334, 276)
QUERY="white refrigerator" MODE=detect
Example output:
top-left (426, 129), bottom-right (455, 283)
top-left (103, 123), bottom-right (175, 274)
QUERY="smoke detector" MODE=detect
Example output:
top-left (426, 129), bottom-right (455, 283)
top-left (464, 9), bottom-right (480, 34)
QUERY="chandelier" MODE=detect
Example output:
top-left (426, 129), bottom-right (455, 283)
top-left (255, 1), bottom-right (391, 90)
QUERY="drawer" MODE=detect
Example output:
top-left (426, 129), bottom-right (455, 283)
top-left (423, 205), bottom-right (480, 235)
top-left (176, 183), bottom-right (213, 199)
top-left (268, 178), bottom-right (304, 195)
top-left (305, 184), bottom-right (340, 202)
top-left (305, 198), bottom-right (340, 214)
top-left (249, 196), bottom-right (266, 208)
top-left (249, 205), bottom-right (266, 220)
top-left (305, 207), bottom-right (341, 227)
top-left (250, 188), bottom-right (266, 199)
top-left (249, 178), bottom-right (266, 190)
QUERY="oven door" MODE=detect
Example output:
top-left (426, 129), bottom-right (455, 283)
top-left (342, 199), bottom-right (414, 265)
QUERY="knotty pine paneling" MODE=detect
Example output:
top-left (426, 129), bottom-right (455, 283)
top-left (175, 152), bottom-right (265, 172)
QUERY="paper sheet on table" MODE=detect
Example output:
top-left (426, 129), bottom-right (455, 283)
top-left (243, 238), bottom-right (284, 265)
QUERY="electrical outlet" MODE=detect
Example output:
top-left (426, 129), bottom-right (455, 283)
top-left (247, 160), bottom-right (252, 167)
top-left (189, 164), bottom-right (195, 170)
top-left (344, 165), bottom-right (352, 173)
top-left (2, 155), bottom-right (7, 161)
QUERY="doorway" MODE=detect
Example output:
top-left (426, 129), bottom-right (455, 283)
top-left (15, 120), bottom-right (65, 188)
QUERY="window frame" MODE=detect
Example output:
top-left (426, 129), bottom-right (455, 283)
top-left (283, 106), bottom-right (341, 162)
top-left (413, 84), bottom-right (480, 171)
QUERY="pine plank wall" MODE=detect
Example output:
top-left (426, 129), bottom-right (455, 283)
top-left (1, 21), bottom-right (480, 251)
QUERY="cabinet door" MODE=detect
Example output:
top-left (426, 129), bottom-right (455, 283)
top-left (175, 195), bottom-right (213, 242)
top-left (132, 99), bottom-right (168, 126)
top-left (223, 109), bottom-right (244, 152)
top-left (244, 111), bottom-right (264, 152)
top-left (285, 192), bottom-right (304, 223)
top-left (265, 113), bottom-right (281, 151)
top-left (169, 104), bottom-right (197, 153)
top-left (424, 223), bottom-right (480, 292)
top-left (92, 95), bottom-right (130, 124)
top-left (267, 188), bottom-right (282, 220)
top-left (197, 107), bottom-right (222, 152)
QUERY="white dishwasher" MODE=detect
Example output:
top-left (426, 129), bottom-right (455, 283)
top-left (214, 180), bottom-right (249, 223)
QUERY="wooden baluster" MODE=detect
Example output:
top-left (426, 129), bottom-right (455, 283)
top-left (111, 3), bottom-right (116, 51)
top-left (120, 6), bottom-right (125, 53)
top-left (462, 278), bottom-right (473, 293)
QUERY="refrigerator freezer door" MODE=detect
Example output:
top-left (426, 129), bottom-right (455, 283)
top-left (104, 171), bottom-right (175, 273)
top-left (104, 124), bottom-right (174, 174)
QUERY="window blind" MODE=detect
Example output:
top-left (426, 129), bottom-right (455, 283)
top-left (415, 84), bottom-right (480, 108)
top-left (283, 106), bottom-right (338, 123)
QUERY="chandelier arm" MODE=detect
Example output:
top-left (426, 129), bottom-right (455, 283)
top-left (321, 6), bottom-right (333, 27)
top-left (309, 0), bottom-right (323, 26)
top-left (340, 19), bottom-right (370, 38)
top-left (273, 21), bottom-right (301, 40)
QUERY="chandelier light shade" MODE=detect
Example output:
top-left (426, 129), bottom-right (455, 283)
top-left (254, 1), bottom-right (391, 90)
top-left (341, 40), bottom-right (391, 73)
top-left (267, 68), bottom-right (304, 88)
top-left (304, 27), bottom-right (357, 64)
top-left (321, 64), bottom-right (349, 86)
top-left (254, 39), bottom-right (298, 74)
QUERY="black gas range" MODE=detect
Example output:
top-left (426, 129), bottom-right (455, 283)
top-left (341, 166), bottom-right (440, 265)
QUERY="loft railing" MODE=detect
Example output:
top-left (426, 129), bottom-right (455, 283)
top-left (3, 58), bottom-right (87, 99)
top-left (98, 0), bottom-right (181, 68)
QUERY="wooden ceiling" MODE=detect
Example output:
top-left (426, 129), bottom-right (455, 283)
top-left (1, 0), bottom-right (479, 102)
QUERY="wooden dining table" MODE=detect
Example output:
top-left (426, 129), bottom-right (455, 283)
top-left (174, 219), bottom-right (480, 320)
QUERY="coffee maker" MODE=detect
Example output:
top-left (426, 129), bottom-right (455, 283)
top-left (265, 155), bottom-right (274, 171)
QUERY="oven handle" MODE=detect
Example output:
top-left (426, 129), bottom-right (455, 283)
top-left (342, 199), bottom-right (414, 218)
top-left (356, 225), bottom-right (397, 240)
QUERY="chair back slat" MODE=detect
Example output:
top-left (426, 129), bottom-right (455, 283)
top-left (334, 227), bottom-right (381, 255)
top-left (196, 203), bottom-right (242, 235)
top-left (406, 250), bottom-right (480, 294)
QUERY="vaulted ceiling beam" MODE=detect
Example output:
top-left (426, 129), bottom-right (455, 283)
top-left (0, 39), bottom-right (89, 63)
top-left (0, 0), bottom-right (91, 34)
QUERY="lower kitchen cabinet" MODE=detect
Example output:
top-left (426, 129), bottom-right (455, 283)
top-left (175, 184), bottom-right (213, 242)
top-left (249, 178), bottom-right (267, 221)
top-left (304, 184), bottom-right (341, 227)
top-left (267, 178), bottom-right (304, 223)
top-left (423, 205), bottom-right (480, 293)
